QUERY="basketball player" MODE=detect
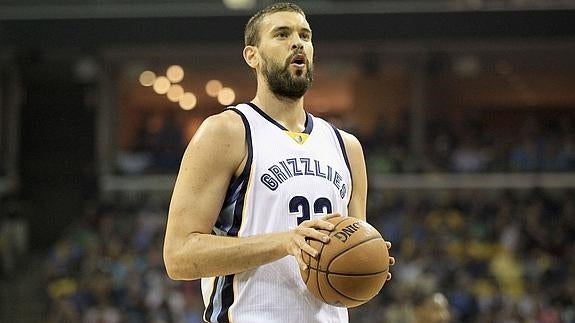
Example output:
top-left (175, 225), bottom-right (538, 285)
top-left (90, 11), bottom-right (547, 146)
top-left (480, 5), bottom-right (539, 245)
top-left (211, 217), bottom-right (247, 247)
top-left (163, 3), bottom-right (394, 322)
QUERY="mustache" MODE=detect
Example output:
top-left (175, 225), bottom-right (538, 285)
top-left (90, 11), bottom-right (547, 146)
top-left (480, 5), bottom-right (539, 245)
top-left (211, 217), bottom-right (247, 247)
top-left (285, 50), bottom-right (309, 67)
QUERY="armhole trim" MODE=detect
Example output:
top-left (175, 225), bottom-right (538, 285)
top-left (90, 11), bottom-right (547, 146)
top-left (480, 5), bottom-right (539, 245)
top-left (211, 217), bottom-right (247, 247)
top-left (328, 123), bottom-right (352, 176)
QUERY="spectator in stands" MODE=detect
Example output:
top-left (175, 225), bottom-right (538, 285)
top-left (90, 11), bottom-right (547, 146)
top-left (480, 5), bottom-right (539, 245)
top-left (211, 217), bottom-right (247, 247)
top-left (450, 135), bottom-right (487, 173)
top-left (0, 177), bottom-right (29, 278)
top-left (412, 291), bottom-right (451, 323)
top-left (138, 113), bottom-right (184, 173)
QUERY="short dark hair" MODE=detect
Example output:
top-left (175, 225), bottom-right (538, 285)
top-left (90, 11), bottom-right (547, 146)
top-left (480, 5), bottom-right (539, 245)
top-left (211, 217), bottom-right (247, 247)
top-left (244, 2), bottom-right (306, 47)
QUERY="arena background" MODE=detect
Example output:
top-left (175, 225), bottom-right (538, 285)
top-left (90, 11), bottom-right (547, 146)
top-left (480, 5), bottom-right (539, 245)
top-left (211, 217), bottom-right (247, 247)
top-left (1, 0), bottom-right (575, 322)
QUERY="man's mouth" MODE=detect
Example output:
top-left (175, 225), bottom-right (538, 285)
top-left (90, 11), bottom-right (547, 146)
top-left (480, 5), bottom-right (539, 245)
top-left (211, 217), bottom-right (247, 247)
top-left (290, 54), bottom-right (306, 68)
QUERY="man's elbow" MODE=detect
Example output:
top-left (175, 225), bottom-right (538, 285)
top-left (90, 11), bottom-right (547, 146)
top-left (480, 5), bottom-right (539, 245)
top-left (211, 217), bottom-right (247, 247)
top-left (163, 248), bottom-right (201, 281)
top-left (164, 259), bottom-right (183, 280)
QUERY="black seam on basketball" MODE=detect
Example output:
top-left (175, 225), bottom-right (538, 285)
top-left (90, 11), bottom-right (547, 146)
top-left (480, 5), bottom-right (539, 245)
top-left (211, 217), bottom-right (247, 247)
top-left (325, 234), bottom-right (387, 303)
top-left (327, 236), bottom-right (384, 268)
top-left (316, 216), bottom-right (348, 303)
top-left (303, 252), bottom-right (310, 284)
top-left (325, 269), bottom-right (389, 303)
top-left (311, 234), bottom-right (327, 303)
top-left (325, 236), bottom-right (386, 275)
top-left (315, 241), bottom-right (325, 302)
top-left (336, 275), bottom-right (388, 302)
top-left (305, 268), bottom-right (389, 303)
top-left (306, 266), bottom-right (389, 276)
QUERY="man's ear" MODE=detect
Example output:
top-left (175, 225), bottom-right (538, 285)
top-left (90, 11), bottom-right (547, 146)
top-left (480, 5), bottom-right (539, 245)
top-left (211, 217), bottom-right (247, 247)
top-left (243, 46), bottom-right (259, 69)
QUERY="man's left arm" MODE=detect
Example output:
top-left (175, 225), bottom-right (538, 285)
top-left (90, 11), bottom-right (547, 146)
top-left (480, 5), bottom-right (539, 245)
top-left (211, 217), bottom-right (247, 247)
top-left (340, 131), bottom-right (368, 221)
top-left (341, 130), bottom-right (395, 279)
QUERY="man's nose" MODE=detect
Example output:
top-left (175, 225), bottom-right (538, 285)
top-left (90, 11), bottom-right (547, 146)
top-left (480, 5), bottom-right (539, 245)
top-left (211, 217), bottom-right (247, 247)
top-left (291, 36), bottom-right (304, 50)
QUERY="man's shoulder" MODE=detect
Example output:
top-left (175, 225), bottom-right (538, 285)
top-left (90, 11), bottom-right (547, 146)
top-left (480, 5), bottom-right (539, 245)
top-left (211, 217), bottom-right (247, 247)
top-left (205, 108), bottom-right (246, 130)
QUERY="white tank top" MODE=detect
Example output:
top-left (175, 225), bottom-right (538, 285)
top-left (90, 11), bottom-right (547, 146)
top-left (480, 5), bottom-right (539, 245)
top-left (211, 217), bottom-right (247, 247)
top-left (201, 103), bottom-right (352, 323)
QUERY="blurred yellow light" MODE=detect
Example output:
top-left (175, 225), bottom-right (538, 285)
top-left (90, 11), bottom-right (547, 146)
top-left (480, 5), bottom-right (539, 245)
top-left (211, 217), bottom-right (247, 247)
top-left (205, 79), bottom-right (223, 97)
top-left (223, 0), bottom-right (256, 10)
top-left (167, 84), bottom-right (184, 102)
top-left (179, 92), bottom-right (197, 110)
top-left (139, 70), bottom-right (156, 87)
top-left (166, 65), bottom-right (184, 83)
top-left (153, 76), bottom-right (171, 94)
top-left (217, 87), bottom-right (235, 106)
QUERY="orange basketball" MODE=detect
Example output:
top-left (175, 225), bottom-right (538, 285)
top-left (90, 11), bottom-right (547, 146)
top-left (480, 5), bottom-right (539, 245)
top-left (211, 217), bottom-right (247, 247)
top-left (301, 216), bottom-right (390, 308)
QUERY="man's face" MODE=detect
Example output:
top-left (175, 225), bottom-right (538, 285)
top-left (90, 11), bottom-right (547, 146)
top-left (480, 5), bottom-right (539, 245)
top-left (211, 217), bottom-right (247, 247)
top-left (256, 11), bottom-right (314, 99)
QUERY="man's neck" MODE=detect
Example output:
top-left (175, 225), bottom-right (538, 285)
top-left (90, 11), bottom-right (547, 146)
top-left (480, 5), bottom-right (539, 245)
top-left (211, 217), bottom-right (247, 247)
top-left (251, 88), bottom-right (307, 133)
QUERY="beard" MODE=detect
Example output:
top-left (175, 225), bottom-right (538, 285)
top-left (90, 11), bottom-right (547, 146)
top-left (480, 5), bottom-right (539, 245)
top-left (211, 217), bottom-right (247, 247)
top-left (261, 53), bottom-right (313, 100)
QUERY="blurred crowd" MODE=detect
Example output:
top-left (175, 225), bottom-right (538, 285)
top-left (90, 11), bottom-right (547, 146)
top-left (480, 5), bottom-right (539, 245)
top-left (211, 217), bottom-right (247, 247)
top-left (38, 188), bottom-right (575, 323)
top-left (0, 178), bottom-right (29, 279)
top-left (117, 113), bottom-right (575, 175)
top-left (350, 188), bottom-right (575, 323)
top-left (116, 114), bottom-right (185, 175)
top-left (363, 115), bottom-right (575, 174)
top-left (42, 197), bottom-right (204, 323)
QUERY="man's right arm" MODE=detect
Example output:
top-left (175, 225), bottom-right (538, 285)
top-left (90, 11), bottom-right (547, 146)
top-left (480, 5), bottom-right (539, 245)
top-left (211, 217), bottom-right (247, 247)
top-left (163, 110), bottom-right (333, 281)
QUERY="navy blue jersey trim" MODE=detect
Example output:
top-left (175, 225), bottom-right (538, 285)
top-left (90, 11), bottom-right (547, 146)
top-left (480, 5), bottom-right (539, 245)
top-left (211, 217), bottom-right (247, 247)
top-left (303, 112), bottom-right (314, 134)
top-left (203, 275), bottom-right (235, 323)
top-left (246, 102), bottom-right (313, 135)
top-left (203, 276), bottom-right (219, 322)
top-left (217, 275), bottom-right (235, 322)
top-left (224, 108), bottom-right (253, 207)
top-left (204, 107), bottom-right (250, 322)
top-left (226, 107), bottom-right (253, 237)
top-left (329, 123), bottom-right (352, 176)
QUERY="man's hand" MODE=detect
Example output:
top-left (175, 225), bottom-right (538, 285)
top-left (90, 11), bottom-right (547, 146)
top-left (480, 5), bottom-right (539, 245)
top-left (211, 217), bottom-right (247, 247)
top-left (284, 213), bottom-right (342, 271)
top-left (385, 241), bottom-right (396, 281)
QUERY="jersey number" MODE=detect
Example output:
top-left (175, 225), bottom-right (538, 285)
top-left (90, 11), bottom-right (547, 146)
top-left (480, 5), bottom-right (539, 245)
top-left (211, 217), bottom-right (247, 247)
top-left (289, 196), bottom-right (332, 225)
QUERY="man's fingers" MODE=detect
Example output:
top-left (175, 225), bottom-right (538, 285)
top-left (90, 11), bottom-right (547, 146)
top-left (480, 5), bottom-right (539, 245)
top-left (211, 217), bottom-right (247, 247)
top-left (297, 237), bottom-right (319, 258)
top-left (300, 218), bottom-right (335, 230)
top-left (299, 213), bottom-right (342, 231)
top-left (322, 213), bottom-right (342, 220)
top-left (294, 240), bottom-right (321, 271)
top-left (290, 216), bottom-right (344, 271)
top-left (294, 249), bottom-right (308, 271)
top-left (298, 228), bottom-right (331, 244)
top-left (314, 220), bottom-right (335, 233)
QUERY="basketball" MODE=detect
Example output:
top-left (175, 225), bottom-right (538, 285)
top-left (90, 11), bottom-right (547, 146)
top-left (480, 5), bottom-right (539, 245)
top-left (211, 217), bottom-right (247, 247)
top-left (300, 216), bottom-right (390, 308)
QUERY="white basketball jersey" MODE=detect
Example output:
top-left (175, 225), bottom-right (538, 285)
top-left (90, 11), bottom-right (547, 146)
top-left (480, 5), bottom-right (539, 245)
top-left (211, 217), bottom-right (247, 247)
top-left (201, 103), bottom-right (352, 323)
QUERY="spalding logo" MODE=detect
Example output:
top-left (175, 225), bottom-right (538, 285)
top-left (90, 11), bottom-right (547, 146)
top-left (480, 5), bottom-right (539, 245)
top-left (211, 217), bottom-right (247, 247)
top-left (333, 221), bottom-right (371, 243)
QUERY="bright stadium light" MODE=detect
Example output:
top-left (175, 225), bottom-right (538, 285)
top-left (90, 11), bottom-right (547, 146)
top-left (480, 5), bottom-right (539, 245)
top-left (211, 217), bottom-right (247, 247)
top-left (153, 76), bottom-right (171, 94)
top-left (223, 0), bottom-right (256, 10)
top-left (167, 84), bottom-right (184, 102)
top-left (205, 79), bottom-right (223, 97)
top-left (217, 87), bottom-right (235, 106)
top-left (166, 65), bottom-right (184, 83)
top-left (179, 92), bottom-right (197, 110)
top-left (139, 70), bottom-right (156, 87)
